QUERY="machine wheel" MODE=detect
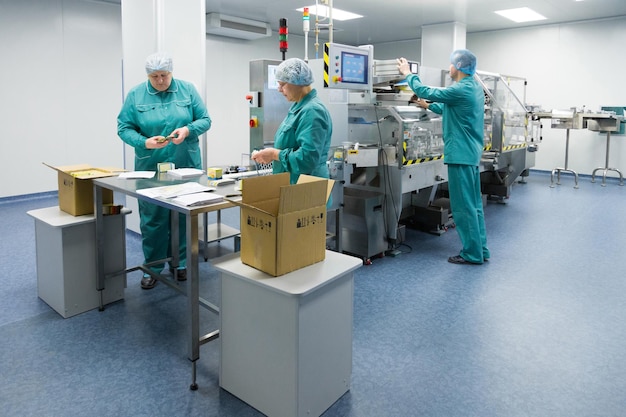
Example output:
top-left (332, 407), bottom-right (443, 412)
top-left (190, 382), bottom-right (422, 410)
top-left (364, 258), bottom-right (372, 265)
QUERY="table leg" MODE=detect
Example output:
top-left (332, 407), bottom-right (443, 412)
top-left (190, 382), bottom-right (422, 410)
top-left (170, 210), bottom-right (180, 269)
top-left (550, 128), bottom-right (579, 189)
top-left (203, 212), bottom-right (209, 261)
top-left (94, 184), bottom-right (106, 310)
top-left (591, 131), bottom-right (624, 186)
top-left (335, 206), bottom-right (343, 253)
top-left (187, 212), bottom-right (200, 390)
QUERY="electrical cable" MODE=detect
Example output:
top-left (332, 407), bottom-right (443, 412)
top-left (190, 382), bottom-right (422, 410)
top-left (395, 242), bottom-right (413, 254)
top-left (372, 105), bottom-right (402, 248)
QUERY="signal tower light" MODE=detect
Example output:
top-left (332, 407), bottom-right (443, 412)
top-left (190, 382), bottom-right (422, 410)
top-left (279, 18), bottom-right (288, 60)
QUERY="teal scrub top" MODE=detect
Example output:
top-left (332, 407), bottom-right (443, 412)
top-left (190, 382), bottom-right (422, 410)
top-left (117, 78), bottom-right (211, 171)
top-left (406, 74), bottom-right (484, 166)
top-left (273, 89), bottom-right (332, 184)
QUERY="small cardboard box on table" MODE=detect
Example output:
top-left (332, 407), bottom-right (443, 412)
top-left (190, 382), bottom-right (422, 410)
top-left (44, 163), bottom-right (120, 216)
top-left (232, 173), bottom-right (333, 276)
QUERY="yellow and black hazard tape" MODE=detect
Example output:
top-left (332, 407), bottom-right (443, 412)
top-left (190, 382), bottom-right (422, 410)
top-left (403, 154), bottom-right (444, 166)
top-left (402, 140), bottom-right (444, 165)
top-left (400, 141), bottom-right (526, 166)
top-left (502, 143), bottom-right (527, 151)
top-left (482, 142), bottom-right (527, 152)
top-left (323, 43), bottom-right (330, 88)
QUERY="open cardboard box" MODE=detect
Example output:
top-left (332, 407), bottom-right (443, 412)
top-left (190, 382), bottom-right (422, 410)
top-left (228, 173), bottom-right (334, 276)
top-left (44, 163), bottom-right (123, 216)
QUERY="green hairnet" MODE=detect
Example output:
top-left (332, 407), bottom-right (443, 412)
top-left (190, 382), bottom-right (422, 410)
top-left (145, 52), bottom-right (173, 74)
top-left (275, 58), bottom-right (314, 86)
top-left (450, 49), bottom-right (477, 76)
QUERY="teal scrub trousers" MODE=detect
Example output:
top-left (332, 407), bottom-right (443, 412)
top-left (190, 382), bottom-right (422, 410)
top-left (139, 200), bottom-right (187, 273)
top-left (447, 164), bottom-right (490, 263)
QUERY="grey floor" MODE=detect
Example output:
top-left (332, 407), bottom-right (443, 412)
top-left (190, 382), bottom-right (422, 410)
top-left (1, 170), bottom-right (625, 417)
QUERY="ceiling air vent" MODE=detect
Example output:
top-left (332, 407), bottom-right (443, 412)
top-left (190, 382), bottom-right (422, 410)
top-left (206, 13), bottom-right (272, 40)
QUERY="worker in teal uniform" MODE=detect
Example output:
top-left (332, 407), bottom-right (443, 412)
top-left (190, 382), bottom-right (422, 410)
top-left (397, 50), bottom-right (490, 265)
top-left (117, 52), bottom-right (212, 288)
top-left (251, 58), bottom-right (332, 185)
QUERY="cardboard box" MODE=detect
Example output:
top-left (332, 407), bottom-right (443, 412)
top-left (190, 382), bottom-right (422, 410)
top-left (232, 173), bottom-right (333, 276)
top-left (44, 163), bottom-right (120, 216)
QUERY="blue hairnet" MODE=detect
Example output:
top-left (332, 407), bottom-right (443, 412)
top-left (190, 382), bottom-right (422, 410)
top-left (145, 52), bottom-right (173, 74)
top-left (275, 58), bottom-right (314, 86)
top-left (450, 49), bottom-right (477, 76)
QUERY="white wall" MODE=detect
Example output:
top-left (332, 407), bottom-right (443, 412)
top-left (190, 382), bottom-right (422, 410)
top-left (203, 35), bottom-right (305, 169)
top-left (0, 0), bottom-right (123, 198)
top-left (2, 0), bottom-right (625, 199)
top-left (368, 39), bottom-right (422, 61)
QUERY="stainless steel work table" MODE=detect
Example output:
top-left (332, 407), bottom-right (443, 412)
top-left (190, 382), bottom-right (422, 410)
top-left (92, 174), bottom-right (240, 390)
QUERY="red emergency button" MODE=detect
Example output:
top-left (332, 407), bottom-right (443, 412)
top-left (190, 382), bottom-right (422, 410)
top-left (249, 116), bottom-right (258, 128)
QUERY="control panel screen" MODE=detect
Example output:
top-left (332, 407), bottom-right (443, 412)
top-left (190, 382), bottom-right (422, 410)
top-left (341, 52), bottom-right (368, 85)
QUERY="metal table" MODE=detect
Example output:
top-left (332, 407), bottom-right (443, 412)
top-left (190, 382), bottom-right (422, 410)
top-left (93, 173), bottom-right (240, 390)
top-left (534, 110), bottom-right (624, 188)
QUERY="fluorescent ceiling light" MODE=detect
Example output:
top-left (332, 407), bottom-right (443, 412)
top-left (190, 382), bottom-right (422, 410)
top-left (495, 7), bottom-right (547, 23)
top-left (296, 5), bottom-right (363, 21)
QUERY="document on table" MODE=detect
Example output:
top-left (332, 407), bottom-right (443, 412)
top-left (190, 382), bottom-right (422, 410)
top-left (171, 192), bottom-right (224, 207)
top-left (137, 182), bottom-right (215, 199)
top-left (166, 168), bottom-right (205, 179)
top-left (118, 171), bottom-right (156, 179)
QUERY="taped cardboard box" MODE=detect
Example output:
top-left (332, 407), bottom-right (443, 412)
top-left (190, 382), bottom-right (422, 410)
top-left (229, 173), bottom-right (334, 276)
top-left (44, 163), bottom-right (121, 216)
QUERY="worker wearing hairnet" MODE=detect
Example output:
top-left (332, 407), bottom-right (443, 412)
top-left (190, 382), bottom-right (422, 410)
top-left (117, 52), bottom-right (212, 289)
top-left (251, 58), bottom-right (332, 185)
top-left (397, 49), bottom-right (490, 265)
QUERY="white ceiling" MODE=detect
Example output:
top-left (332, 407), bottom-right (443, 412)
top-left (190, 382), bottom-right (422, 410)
top-left (220, 0), bottom-right (626, 45)
top-left (102, 0), bottom-right (626, 45)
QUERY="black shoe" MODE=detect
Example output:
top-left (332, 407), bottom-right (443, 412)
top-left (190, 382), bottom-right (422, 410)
top-left (141, 275), bottom-right (157, 289)
top-left (448, 255), bottom-right (481, 265)
top-left (170, 267), bottom-right (187, 281)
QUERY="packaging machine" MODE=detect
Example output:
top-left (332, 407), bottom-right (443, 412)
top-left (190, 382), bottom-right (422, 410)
top-left (248, 43), bottom-right (539, 262)
top-left (473, 72), bottom-right (537, 198)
